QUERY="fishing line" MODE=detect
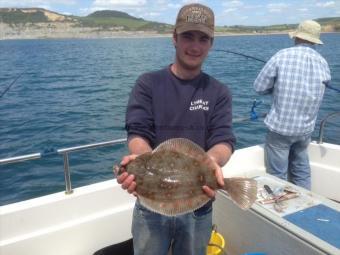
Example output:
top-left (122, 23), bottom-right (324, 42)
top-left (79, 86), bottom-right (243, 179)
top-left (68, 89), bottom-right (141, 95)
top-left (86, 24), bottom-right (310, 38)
top-left (0, 70), bottom-right (25, 99)
top-left (214, 49), bottom-right (340, 93)
top-left (326, 84), bottom-right (340, 93)
top-left (213, 49), bottom-right (266, 63)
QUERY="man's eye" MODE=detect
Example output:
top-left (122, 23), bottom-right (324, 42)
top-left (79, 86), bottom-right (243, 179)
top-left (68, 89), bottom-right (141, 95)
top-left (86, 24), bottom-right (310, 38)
top-left (182, 34), bottom-right (193, 39)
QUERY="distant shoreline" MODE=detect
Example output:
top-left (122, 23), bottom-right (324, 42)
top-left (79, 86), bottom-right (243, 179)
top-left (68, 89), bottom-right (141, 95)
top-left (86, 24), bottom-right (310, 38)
top-left (0, 31), bottom-right (339, 41)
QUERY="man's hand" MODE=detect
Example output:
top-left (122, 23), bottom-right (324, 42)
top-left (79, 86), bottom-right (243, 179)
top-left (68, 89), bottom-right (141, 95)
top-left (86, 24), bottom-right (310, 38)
top-left (114, 154), bottom-right (138, 195)
top-left (202, 160), bottom-right (224, 198)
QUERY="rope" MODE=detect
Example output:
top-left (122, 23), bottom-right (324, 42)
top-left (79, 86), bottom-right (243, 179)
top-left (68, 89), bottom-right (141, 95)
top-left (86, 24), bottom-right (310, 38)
top-left (0, 71), bottom-right (25, 99)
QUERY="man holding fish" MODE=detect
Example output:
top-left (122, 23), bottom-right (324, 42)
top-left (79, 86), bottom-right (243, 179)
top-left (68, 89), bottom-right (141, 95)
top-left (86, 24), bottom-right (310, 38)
top-left (116, 3), bottom-right (257, 255)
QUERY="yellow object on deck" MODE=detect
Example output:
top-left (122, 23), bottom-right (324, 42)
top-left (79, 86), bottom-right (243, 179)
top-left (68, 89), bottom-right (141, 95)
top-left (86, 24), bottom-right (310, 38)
top-left (206, 226), bottom-right (225, 255)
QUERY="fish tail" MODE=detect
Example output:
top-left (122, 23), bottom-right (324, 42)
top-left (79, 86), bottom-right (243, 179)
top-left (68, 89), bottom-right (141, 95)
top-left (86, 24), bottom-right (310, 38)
top-left (222, 178), bottom-right (257, 210)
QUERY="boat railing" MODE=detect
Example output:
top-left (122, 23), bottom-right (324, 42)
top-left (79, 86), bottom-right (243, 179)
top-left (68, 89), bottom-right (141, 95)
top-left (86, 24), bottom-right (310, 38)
top-left (1, 110), bottom-right (339, 195)
top-left (317, 111), bottom-right (340, 144)
top-left (0, 138), bottom-right (127, 194)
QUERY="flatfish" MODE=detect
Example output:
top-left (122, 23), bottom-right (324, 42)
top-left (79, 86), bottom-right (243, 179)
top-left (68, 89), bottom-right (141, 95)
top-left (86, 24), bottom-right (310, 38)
top-left (116, 138), bottom-right (257, 216)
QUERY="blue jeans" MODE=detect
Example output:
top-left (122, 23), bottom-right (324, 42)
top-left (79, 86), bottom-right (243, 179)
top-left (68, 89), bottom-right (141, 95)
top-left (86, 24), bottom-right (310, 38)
top-left (265, 130), bottom-right (311, 190)
top-left (132, 200), bottom-right (212, 255)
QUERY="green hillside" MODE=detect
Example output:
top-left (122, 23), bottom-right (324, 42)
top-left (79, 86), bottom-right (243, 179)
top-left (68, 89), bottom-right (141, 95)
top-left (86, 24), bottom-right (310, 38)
top-left (0, 8), bottom-right (49, 23)
top-left (78, 10), bottom-right (172, 32)
top-left (316, 17), bottom-right (340, 31)
top-left (1, 8), bottom-right (339, 33)
top-left (0, 8), bottom-right (172, 32)
top-left (216, 17), bottom-right (340, 33)
top-left (87, 10), bottom-right (142, 20)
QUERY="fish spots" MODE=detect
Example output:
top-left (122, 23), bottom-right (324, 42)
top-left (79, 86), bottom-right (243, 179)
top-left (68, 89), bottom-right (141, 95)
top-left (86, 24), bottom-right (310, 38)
top-left (197, 174), bottom-right (205, 184)
top-left (145, 192), bottom-right (156, 200)
top-left (159, 182), bottom-right (177, 190)
top-left (124, 138), bottom-right (218, 215)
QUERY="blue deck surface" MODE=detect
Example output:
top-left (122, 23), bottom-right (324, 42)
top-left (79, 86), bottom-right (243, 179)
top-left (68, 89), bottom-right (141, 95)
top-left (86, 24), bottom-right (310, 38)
top-left (283, 204), bottom-right (340, 248)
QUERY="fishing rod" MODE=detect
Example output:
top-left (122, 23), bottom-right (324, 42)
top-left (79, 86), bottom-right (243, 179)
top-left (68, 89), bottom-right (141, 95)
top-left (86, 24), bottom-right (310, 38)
top-left (0, 71), bottom-right (26, 99)
top-left (213, 49), bottom-right (266, 64)
top-left (326, 84), bottom-right (340, 93)
top-left (214, 49), bottom-right (340, 93)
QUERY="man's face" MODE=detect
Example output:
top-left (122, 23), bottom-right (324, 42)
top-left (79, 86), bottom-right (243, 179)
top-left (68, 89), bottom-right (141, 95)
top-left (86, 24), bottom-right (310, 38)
top-left (173, 30), bottom-right (213, 71)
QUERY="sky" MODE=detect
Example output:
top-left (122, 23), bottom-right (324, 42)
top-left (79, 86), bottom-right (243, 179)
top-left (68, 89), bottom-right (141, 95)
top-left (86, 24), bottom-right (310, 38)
top-left (0, 0), bottom-right (340, 26)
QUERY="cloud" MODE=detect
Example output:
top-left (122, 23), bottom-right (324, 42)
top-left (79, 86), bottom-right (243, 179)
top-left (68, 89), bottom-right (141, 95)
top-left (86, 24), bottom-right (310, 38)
top-left (155, 0), bottom-right (167, 4)
top-left (316, 1), bottom-right (335, 8)
top-left (93, 0), bottom-right (147, 8)
top-left (222, 0), bottom-right (244, 8)
top-left (224, 8), bottom-right (237, 13)
top-left (182, 0), bottom-right (205, 4)
top-left (0, 0), bottom-right (76, 6)
top-left (168, 3), bottom-right (181, 9)
top-left (267, 3), bottom-right (289, 13)
top-left (146, 12), bottom-right (161, 17)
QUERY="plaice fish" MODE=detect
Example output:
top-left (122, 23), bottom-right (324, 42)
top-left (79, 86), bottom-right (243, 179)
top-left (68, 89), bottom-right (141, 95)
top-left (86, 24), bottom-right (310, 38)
top-left (115, 138), bottom-right (257, 216)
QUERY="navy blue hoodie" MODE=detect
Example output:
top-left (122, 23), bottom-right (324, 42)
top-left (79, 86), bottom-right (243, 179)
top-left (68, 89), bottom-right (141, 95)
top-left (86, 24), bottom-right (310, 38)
top-left (126, 66), bottom-right (235, 151)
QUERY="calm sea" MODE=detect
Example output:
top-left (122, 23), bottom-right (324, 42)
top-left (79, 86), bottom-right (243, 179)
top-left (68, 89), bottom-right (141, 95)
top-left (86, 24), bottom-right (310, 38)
top-left (1, 34), bottom-right (339, 205)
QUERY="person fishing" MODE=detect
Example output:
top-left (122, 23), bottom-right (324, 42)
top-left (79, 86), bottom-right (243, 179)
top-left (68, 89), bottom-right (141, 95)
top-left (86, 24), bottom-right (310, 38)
top-left (116, 3), bottom-right (236, 255)
top-left (254, 20), bottom-right (331, 190)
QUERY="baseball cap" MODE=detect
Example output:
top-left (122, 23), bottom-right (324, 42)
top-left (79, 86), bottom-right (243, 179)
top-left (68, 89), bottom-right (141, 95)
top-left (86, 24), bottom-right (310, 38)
top-left (289, 20), bottom-right (323, 45)
top-left (175, 3), bottom-right (214, 38)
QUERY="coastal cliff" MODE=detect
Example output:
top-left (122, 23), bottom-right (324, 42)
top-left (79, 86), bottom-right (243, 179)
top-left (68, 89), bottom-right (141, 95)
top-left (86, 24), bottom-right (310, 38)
top-left (0, 8), bottom-right (339, 40)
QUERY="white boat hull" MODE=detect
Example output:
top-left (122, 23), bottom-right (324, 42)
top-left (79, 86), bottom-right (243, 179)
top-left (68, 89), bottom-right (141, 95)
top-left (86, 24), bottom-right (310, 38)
top-left (1, 142), bottom-right (339, 254)
top-left (0, 180), bottom-right (135, 255)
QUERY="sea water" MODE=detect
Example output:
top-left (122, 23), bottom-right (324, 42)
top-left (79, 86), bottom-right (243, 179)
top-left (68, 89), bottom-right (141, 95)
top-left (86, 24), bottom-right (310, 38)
top-left (0, 34), bottom-right (339, 205)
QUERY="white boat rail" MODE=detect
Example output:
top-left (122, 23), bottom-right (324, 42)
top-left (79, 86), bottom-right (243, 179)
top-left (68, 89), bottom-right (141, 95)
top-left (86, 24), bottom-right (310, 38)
top-left (0, 110), bottom-right (338, 196)
top-left (0, 138), bottom-right (127, 194)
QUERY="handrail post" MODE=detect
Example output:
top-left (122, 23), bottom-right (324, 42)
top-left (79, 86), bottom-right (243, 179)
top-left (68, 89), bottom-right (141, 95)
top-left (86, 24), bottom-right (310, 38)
top-left (318, 111), bottom-right (340, 144)
top-left (63, 152), bottom-right (73, 194)
top-left (318, 120), bottom-right (326, 144)
top-left (0, 138), bottom-right (128, 197)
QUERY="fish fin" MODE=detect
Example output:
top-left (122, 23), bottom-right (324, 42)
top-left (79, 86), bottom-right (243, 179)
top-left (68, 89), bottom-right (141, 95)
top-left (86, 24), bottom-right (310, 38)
top-left (139, 194), bottom-right (210, 216)
top-left (113, 164), bottom-right (125, 177)
top-left (154, 138), bottom-right (214, 166)
top-left (223, 177), bottom-right (257, 210)
top-left (154, 138), bottom-right (205, 155)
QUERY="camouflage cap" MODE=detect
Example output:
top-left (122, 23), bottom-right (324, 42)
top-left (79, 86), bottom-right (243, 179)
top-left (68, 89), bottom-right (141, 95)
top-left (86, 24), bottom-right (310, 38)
top-left (175, 3), bottom-right (214, 37)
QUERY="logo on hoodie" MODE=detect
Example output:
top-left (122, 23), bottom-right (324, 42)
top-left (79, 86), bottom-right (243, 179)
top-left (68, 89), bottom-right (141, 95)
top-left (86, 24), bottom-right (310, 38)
top-left (189, 99), bottom-right (209, 111)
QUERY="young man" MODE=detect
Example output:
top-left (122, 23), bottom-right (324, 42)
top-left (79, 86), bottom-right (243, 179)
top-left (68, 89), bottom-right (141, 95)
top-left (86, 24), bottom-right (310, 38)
top-left (254, 20), bottom-right (331, 190)
top-left (117, 3), bottom-right (235, 255)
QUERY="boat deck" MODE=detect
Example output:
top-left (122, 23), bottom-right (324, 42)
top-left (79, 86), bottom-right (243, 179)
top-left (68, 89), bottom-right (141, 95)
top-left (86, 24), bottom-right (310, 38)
top-left (216, 142), bottom-right (340, 255)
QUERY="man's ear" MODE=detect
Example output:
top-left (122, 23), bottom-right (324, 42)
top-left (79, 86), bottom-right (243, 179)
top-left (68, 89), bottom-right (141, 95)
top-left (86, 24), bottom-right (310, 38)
top-left (172, 30), bottom-right (177, 47)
